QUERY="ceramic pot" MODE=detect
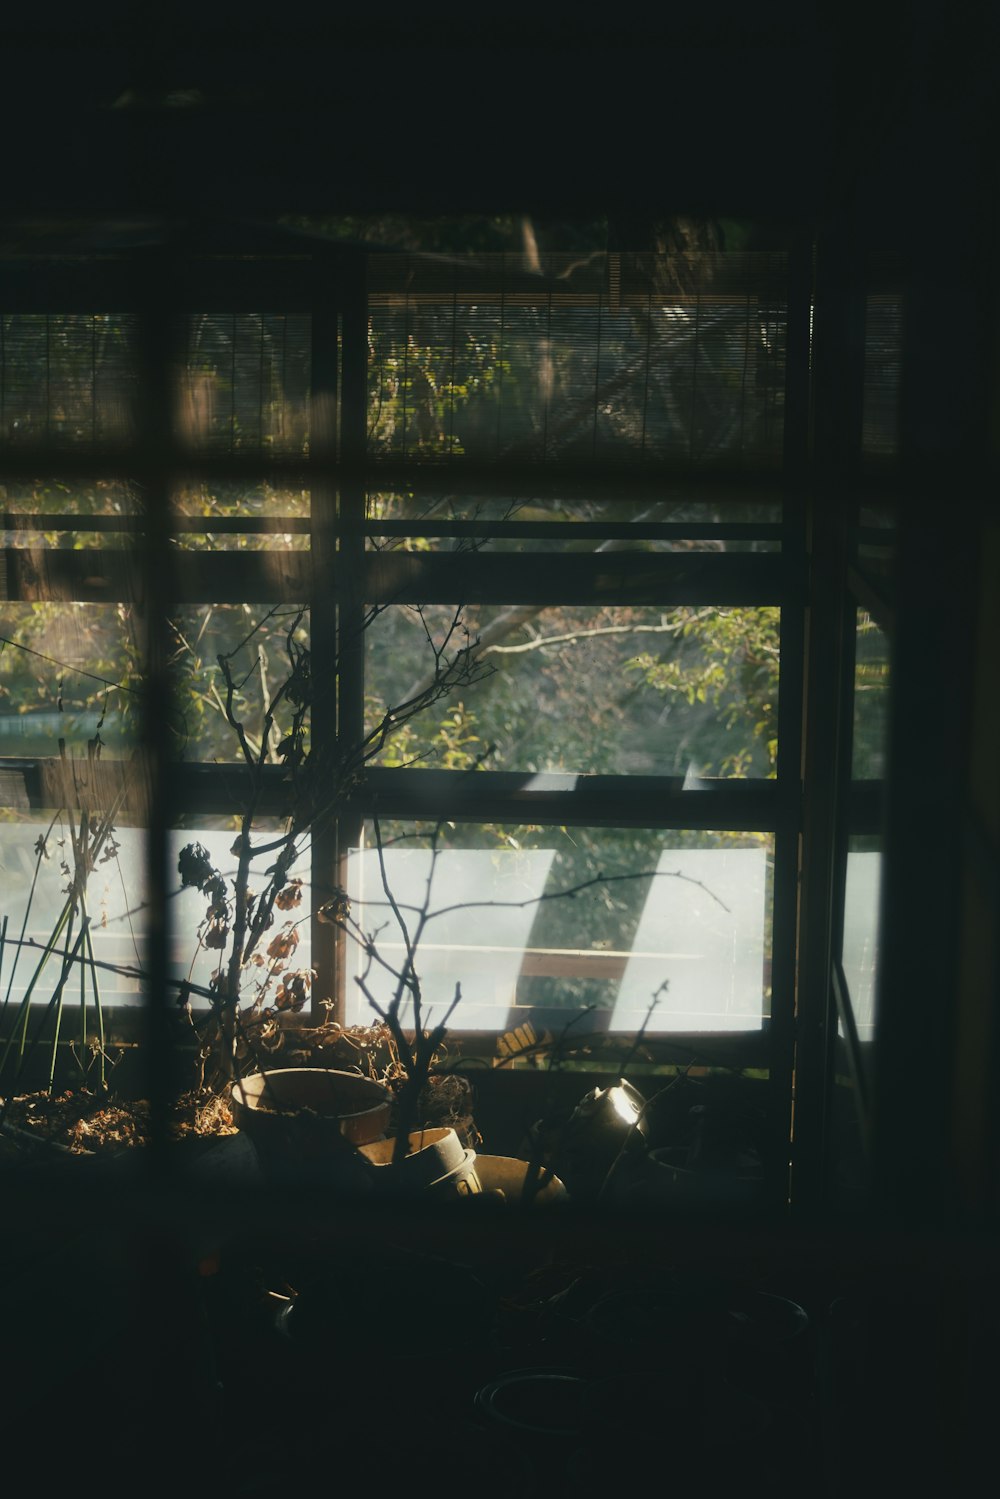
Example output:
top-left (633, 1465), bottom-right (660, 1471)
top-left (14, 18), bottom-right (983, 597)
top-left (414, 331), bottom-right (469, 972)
top-left (359, 1127), bottom-right (482, 1196)
top-left (474, 1154), bottom-right (568, 1205)
top-left (359, 1125), bottom-right (464, 1177)
top-left (229, 1068), bottom-right (392, 1176)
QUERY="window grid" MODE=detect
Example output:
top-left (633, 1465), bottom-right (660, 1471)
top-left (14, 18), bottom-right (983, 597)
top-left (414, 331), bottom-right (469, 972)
top-left (0, 245), bottom-right (811, 1206)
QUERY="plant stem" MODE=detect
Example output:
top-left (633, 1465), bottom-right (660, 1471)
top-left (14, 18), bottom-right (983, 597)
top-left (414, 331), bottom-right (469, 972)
top-left (39, 919), bottom-right (91, 1096)
top-left (48, 906), bottom-right (77, 1095)
top-left (80, 903), bottom-right (87, 1083)
top-left (0, 896), bottom-right (73, 1083)
top-left (80, 891), bottom-right (105, 1089)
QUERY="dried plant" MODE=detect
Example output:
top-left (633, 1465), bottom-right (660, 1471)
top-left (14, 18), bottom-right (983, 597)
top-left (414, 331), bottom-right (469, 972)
top-left (176, 600), bottom-right (492, 1105)
top-left (0, 739), bottom-right (135, 1109)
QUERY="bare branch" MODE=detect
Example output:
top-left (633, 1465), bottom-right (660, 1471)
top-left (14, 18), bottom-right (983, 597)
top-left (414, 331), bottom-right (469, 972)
top-left (373, 815), bottom-right (421, 1022)
top-left (481, 618), bottom-right (698, 656)
top-left (349, 865), bottom-right (732, 926)
top-left (216, 651), bottom-right (257, 771)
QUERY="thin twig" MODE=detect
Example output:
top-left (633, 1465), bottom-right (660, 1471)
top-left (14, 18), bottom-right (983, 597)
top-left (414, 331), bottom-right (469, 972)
top-left (350, 865), bottom-right (732, 924)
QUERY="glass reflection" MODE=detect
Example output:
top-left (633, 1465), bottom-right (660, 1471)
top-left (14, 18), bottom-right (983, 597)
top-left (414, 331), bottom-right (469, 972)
top-left (345, 823), bottom-right (771, 1034)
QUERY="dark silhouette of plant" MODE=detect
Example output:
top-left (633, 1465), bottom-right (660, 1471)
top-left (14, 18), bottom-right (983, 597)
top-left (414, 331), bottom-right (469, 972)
top-left (177, 599), bottom-right (492, 1092)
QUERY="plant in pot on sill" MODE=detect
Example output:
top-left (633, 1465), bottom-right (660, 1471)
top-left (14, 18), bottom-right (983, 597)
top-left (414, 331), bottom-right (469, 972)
top-left (0, 741), bottom-right (238, 1163)
top-left (0, 597), bottom-right (488, 1166)
top-left (211, 812), bottom-right (492, 1190)
top-left (171, 601), bottom-right (493, 1179)
top-left (211, 805), bottom-right (742, 1199)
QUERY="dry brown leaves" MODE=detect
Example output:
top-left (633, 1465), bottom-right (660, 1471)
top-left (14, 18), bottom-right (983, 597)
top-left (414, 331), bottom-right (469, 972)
top-left (1, 1088), bottom-right (237, 1155)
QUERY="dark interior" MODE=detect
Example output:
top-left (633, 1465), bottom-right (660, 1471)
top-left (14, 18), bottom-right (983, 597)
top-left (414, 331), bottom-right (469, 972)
top-left (1, 8), bottom-right (997, 1496)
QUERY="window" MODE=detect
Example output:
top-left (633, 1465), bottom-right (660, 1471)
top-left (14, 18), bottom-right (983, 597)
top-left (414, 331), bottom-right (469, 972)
top-left (350, 249), bottom-right (805, 1077)
top-left (0, 233), bottom-right (811, 1205)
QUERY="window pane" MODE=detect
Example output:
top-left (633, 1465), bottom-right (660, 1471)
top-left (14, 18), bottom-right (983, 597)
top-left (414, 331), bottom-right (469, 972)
top-left (172, 480), bottom-right (310, 551)
top-left (367, 252), bottom-right (789, 468)
top-left (169, 604), bottom-right (309, 762)
top-left (0, 810), bottom-right (147, 1010)
top-left (366, 604), bottom-right (779, 778)
top-left (852, 609), bottom-right (890, 780)
top-left (839, 608), bottom-right (890, 1060)
top-left (171, 823), bottom-right (313, 1013)
top-left (842, 838), bottom-right (881, 1043)
top-left (345, 822), bottom-right (771, 1033)
top-left (1, 479), bottom-right (138, 544)
top-left (178, 313), bottom-right (310, 455)
top-left (0, 601), bottom-right (141, 758)
top-left (0, 314), bottom-right (137, 446)
top-left (0, 821), bottom-right (313, 1016)
top-left (365, 491), bottom-right (782, 552)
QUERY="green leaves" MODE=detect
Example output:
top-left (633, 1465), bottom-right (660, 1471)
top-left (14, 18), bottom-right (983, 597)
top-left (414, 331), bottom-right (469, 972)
top-left (627, 607), bottom-right (780, 779)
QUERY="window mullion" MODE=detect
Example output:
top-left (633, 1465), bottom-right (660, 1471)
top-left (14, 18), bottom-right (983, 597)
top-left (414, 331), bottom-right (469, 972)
top-left (327, 256), bottom-right (368, 1023)
top-left (134, 247), bottom-right (180, 1168)
top-left (309, 259), bottom-right (342, 1022)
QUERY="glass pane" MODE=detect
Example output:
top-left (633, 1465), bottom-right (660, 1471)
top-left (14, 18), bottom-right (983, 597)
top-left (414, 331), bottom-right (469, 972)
top-left (0, 806), bottom-right (147, 1014)
top-left (0, 601), bottom-right (141, 758)
top-left (842, 838), bottom-right (881, 1044)
top-left (840, 607), bottom-right (891, 1063)
top-left (1, 477), bottom-right (138, 530)
top-left (172, 480), bottom-right (310, 551)
top-left (367, 252), bottom-right (788, 468)
top-left (171, 823), bottom-right (313, 1014)
top-left (178, 313), bottom-right (310, 455)
top-left (0, 314), bottom-right (137, 446)
top-left (852, 610), bottom-right (890, 780)
top-left (0, 821), bottom-right (312, 1016)
top-left (345, 822), bottom-right (772, 1034)
top-left (366, 604), bottom-right (779, 778)
top-left (365, 491), bottom-right (782, 552)
top-left (169, 604), bottom-right (309, 763)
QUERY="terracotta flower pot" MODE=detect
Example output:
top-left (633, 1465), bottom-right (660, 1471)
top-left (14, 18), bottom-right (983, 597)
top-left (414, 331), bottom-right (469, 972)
top-left (359, 1126), bottom-right (482, 1196)
top-left (474, 1154), bottom-right (568, 1206)
top-left (229, 1068), bottom-right (391, 1178)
